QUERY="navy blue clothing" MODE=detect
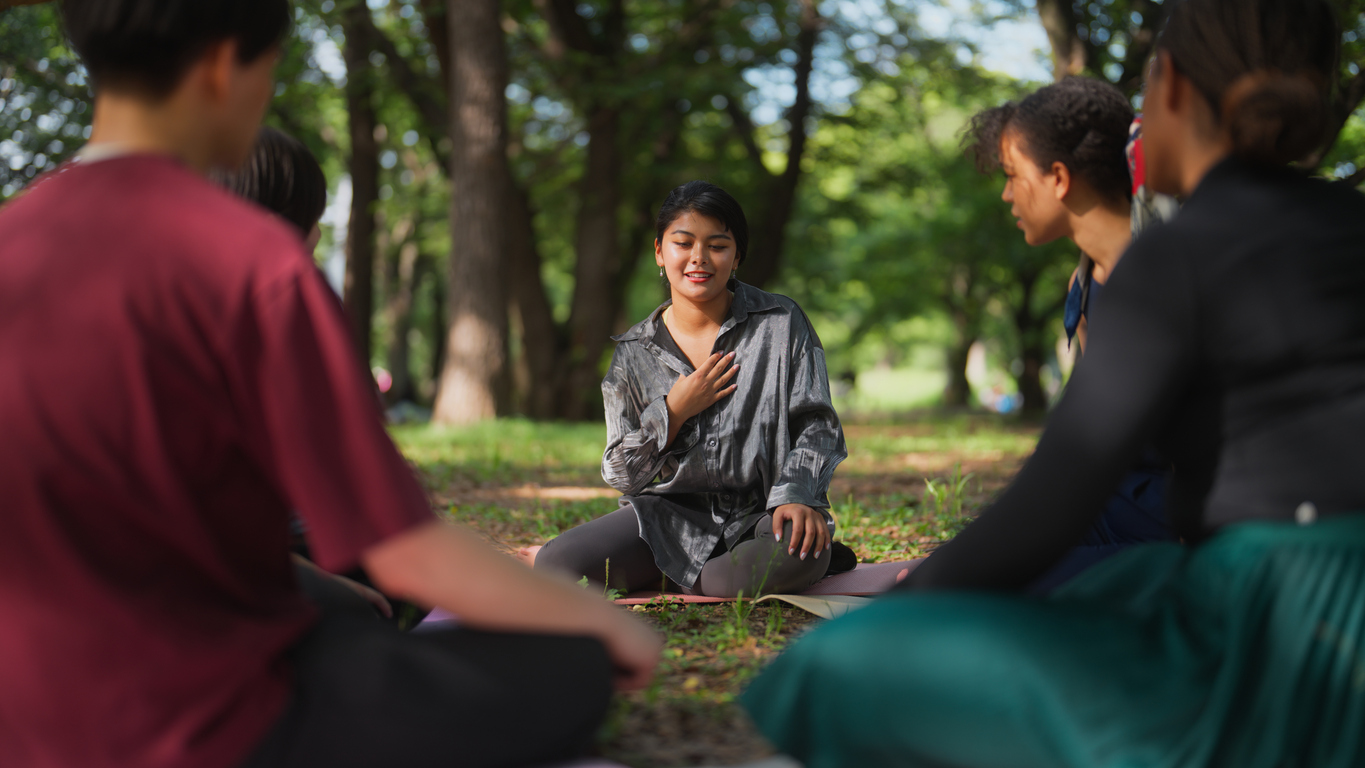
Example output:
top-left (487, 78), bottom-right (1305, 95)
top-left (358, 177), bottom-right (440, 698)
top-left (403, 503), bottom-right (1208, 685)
top-left (1031, 272), bottom-right (1176, 593)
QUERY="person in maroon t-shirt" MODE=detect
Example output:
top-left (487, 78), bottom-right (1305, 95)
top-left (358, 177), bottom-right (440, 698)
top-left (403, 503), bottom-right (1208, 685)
top-left (0, 3), bottom-right (660, 768)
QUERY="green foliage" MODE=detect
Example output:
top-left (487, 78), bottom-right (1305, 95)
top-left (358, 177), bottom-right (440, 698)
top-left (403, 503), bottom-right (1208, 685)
top-left (393, 418), bottom-right (607, 484)
top-left (10, 0), bottom-right (1365, 412)
top-left (0, 5), bottom-right (90, 199)
top-left (921, 463), bottom-right (975, 532)
top-left (776, 55), bottom-right (1074, 401)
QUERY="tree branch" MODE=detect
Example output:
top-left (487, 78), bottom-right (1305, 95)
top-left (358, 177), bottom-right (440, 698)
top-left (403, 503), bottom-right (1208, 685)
top-left (365, 10), bottom-right (451, 168)
top-left (781, 0), bottom-right (821, 184)
top-left (536, 0), bottom-right (601, 56)
top-left (1117, 0), bottom-right (1167, 95)
top-left (725, 98), bottom-right (770, 176)
top-left (417, 0), bottom-right (451, 96)
top-left (1035, 0), bottom-right (1086, 80)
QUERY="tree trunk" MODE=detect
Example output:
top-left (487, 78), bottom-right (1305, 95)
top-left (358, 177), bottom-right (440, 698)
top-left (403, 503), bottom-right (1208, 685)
top-left (384, 242), bottom-right (422, 405)
top-left (342, 3), bottom-right (379, 364)
top-left (1011, 271), bottom-right (1050, 416)
top-left (740, 0), bottom-right (820, 289)
top-left (558, 105), bottom-right (623, 420)
top-left (428, 265), bottom-right (446, 400)
top-left (941, 264), bottom-right (980, 409)
top-left (432, 0), bottom-right (512, 424)
top-left (1035, 0), bottom-right (1087, 81)
top-left (508, 183), bottom-right (562, 419)
top-left (943, 330), bottom-right (975, 408)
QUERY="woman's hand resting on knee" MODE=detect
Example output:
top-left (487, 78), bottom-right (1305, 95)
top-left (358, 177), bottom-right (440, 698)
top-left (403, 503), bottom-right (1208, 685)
top-left (772, 504), bottom-right (831, 560)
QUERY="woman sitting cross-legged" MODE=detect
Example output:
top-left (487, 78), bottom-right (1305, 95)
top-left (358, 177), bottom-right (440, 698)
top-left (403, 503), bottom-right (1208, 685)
top-left (523, 181), bottom-right (848, 598)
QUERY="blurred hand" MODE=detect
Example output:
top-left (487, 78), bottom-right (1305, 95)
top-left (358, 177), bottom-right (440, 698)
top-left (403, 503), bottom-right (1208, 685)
top-left (772, 504), bottom-right (831, 561)
top-left (333, 574), bottom-right (393, 619)
top-left (601, 611), bottom-right (665, 691)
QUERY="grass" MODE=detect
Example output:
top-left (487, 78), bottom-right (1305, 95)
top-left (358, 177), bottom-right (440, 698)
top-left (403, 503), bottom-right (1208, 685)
top-left (835, 366), bottom-right (946, 414)
top-left (391, 418), bottom-right (607, 487)
top-left (392, 411), bottom-right (1040, 767)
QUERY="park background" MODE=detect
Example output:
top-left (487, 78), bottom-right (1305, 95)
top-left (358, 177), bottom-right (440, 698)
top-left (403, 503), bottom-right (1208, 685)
top-left (5, 1), bottom-right (1365, 764)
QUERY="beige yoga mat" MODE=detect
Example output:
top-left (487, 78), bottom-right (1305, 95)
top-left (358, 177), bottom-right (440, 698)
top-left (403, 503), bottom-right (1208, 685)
top-left (753, 593), bottom-right (872, 620)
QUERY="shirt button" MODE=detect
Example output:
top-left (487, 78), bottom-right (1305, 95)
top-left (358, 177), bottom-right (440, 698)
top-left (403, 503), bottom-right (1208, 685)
top-left (1295, 501), bottom-right (1318, 525)
top-left (709, 439), bottom-right (717, 447)
top-left (721, 494), bottom-right (732, 502)
top-left (712, 482), bottom-right (721, 489)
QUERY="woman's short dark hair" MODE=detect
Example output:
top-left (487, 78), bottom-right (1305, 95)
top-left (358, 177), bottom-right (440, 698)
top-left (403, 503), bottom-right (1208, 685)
top-left (655, 181), bottom-right (750, 266)
top-left (211, 127), bottom-right (327, 237)
top-left (1157, 0), bottom-right (1339, 166)
top-left (60, 0), bottom-right (291, 99)
top-left (964, 77), bottom-right (1135, 204)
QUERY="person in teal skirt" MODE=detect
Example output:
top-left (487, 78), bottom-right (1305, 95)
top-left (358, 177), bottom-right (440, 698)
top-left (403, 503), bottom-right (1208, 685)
top-left (743, 1), bottom-right (1365, 766)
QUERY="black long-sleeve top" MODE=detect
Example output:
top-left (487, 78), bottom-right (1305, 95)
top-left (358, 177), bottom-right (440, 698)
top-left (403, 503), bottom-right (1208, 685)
top-left (906, 158), bottom-right (1365, 591)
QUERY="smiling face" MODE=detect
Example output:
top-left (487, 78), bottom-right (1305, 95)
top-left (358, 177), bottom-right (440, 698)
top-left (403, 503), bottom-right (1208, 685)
top-left (655, 211), bottom-right (739, 305)
top-left (999, 128), bottom-right (1071, 246)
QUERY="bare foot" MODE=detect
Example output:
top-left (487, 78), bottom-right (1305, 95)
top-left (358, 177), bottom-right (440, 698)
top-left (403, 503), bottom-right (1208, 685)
top-left (515, 545), bottom-right (542, 568)
top-left (895, 568), bottom-right (910, 584)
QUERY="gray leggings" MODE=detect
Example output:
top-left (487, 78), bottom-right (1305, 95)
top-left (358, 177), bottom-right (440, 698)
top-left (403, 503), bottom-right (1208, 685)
top-left (534, 505), bottom-right (830, 598)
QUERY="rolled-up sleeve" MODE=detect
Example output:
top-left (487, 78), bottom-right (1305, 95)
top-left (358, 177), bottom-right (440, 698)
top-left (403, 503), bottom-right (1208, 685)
top-left (767, 310), bottom-right (846, 510)
top-left (241, 260), bottom-right (434, 573)
top-left (601, 347), bottom-right (688, 495)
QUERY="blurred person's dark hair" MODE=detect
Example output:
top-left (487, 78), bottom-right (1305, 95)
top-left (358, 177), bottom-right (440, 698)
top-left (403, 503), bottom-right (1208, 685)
top-left (655, 181), bottom-right (750, 266)
top-left (964, 77), bottom-right (1135, 203)
top-left (211, 127), bottom-right (327, 238)
top-left (59, 0), bottom-right (291, 99)
top-left (1156, 0), bottom-right (1338, 166)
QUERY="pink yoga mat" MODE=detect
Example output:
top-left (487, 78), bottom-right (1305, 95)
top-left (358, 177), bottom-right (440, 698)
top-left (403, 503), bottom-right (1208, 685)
top-left (613, 559), bottom-right (922, 605)
top-left (415, 560), bottom-right (923, 628)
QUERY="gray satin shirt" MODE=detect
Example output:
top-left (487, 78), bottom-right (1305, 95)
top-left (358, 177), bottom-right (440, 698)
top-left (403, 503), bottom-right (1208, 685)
top-left (600, 281), bottom-right (847, 588)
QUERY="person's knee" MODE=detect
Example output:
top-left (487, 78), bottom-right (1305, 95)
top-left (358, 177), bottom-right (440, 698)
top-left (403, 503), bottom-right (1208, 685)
top-left (699, 520), bottom-right (828, 597)
top-left (532, 535), bottom-right (601, 581)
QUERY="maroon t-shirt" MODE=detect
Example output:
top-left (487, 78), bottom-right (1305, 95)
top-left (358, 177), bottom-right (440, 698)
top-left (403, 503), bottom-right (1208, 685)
top-left (0, 155), bottom-right (434, 768)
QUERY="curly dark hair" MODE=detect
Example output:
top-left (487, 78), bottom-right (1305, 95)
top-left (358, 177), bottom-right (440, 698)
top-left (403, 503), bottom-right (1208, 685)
top-left (963, 77), bottom-right (1135, 203)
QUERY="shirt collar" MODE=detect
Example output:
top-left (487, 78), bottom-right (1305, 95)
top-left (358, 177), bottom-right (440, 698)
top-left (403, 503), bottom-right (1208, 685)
top-left (611, 281), bottom-right (781, 343)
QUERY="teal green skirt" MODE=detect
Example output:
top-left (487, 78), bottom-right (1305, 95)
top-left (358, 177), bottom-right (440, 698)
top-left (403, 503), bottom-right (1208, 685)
top-left (742, 514), bottom-right (1365, 768)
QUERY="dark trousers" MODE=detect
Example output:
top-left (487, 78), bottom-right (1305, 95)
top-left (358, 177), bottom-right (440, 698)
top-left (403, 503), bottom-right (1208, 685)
top-left (238, 565), bottom-right (613, 768)
top-left (534, 505), bottom-right (830, 597)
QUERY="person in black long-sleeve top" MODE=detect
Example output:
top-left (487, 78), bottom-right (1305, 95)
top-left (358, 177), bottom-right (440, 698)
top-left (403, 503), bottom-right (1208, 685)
top-left (743, 2), bottom-right (1365, 766)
